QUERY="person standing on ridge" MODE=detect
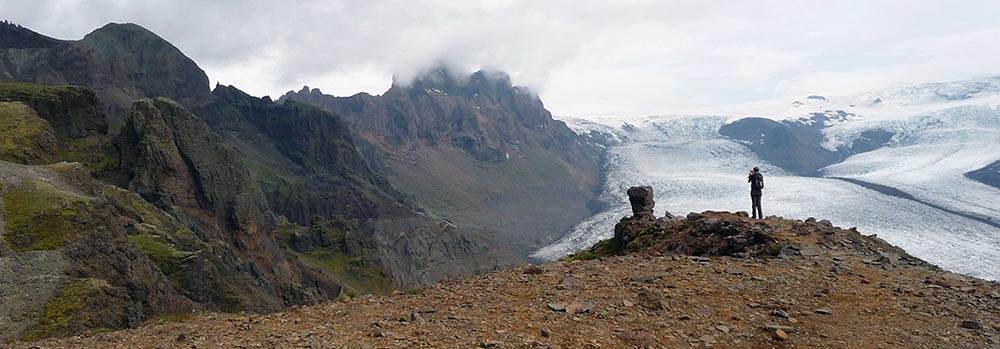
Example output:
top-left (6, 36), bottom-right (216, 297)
top-left (748, 167), bottom-right (764, 219)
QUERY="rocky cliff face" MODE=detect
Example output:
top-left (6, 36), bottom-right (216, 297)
top-left (0, 22), bottom-right (582, 341)
top-left (0, 21), bottom-right (210, 130)
top-left (281, 68), bottom-right (604, 256)
top-left (0, 85), bottom-right (356, 341)
top-left (196, 85), bottom-right (521, 287)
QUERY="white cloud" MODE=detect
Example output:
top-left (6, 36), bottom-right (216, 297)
top-left (3, 0), bottom-right (1000, 116)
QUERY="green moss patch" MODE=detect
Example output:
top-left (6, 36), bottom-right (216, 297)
top-left (564, 238), bottom-right (623, 261)
top-left (294, 249), bottom-right (390, 295)
top-left (128, 234), bottom-right (190, 275)
top-left (1, 180), bottom-right (99, 252)
top-left (24, 278), bottom-right (110, 341)
top-left (0, 102), bottom-right (59, 164)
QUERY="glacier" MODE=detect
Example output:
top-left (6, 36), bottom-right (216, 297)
top-left (537, 77), bottom-right (1000, 281)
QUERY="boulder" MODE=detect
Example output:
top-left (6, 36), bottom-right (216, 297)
top-left (627, 186), bottom-right (655, 218)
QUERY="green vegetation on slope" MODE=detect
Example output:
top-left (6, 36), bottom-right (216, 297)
top-left (0, 82), bottom-right (124, 182)
top-left (23, 278), bottom-right (110, 341)
top-left (273, 223), bottom-right (391, 295)
top-left (1, 180), bottom-right (99, 252)
top-left (0, 102), bottom-right (59, 164)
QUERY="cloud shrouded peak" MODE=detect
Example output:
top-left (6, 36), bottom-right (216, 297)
top-left (3, 1), bottom-right (1000, 116)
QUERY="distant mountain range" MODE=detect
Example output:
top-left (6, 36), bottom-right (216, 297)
top-left (0, 21), bottom-right (602, 340)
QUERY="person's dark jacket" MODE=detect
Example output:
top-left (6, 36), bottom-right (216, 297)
top-left (749, 172), bottom-right (764, 193)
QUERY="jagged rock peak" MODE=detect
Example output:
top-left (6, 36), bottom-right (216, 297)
top-left (395, 66), bottom-right (528, 99)
top-left (0, 20), bottom-right (59, 48)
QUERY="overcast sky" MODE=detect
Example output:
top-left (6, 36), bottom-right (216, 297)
top-left (4, 0), bottom-right (1000, 116)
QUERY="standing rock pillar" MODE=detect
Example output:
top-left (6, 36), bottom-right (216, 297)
top-left (627, 186), bottom-right (655, 219)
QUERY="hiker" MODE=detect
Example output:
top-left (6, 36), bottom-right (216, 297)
top-left (748, 167), bottom-right (764, 219)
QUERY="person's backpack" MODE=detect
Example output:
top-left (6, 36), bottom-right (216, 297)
top-left (750, 172), bottom-right (764, 190)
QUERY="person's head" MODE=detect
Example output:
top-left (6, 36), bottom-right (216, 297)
top-left (753, 167), bottom-right (759, 173)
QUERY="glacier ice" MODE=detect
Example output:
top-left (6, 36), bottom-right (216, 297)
top-left (539, 86), bottom-right (1000, 280)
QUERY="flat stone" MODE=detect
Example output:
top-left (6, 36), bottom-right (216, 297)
top-left (566, 302), bottom-right (595, 314)
top-left (689, 256), bottom-right (711, 263)
top-left (774, 329), bottom-right (789, 341)
top-left (547, 303), bottom-right (566, 312)
top-left (799, 246), bottom-right (822, 257)
top-left (960, 320), bottom-right (982, 330)
top-left (716, 325), bottom-right (730, 333)
top-left (541, 328), bottom-right (552, 337)
top-left (764, 325), bottom-right (795, 333)
top-left (724, 268), bottom-right (744, 276)
top-left (480, 341), bottom-right (502, 348)
top-left (699, 335), bottom-right (715, 343)
top-left (559, 275), bottom-right (585, 288)
top-left (771, 310), bottom-right (790, 319)
top-left (410, 312), bottom-right (425, 322)
top-left (623, 300), bottom-right (634, 307)
top-left (628, 276), bottom-right (655, 283)
top-left (815, 308), bottom-right (832, 315)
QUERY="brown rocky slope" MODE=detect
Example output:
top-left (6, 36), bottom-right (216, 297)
top-left (9, 187), bottom-right (1000, 348)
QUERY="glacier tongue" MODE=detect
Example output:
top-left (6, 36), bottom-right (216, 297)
top-left (535, 112), bottom-right (1000, 281)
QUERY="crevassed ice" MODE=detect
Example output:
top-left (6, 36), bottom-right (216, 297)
top-left (535, 112), bottom-right (1000, 281)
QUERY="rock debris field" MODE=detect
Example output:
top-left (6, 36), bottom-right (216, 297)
top-left (7, 213), bottom-right (1000, 348)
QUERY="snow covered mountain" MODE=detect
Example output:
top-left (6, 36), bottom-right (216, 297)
top-left (535, 76), bottom-right (1000, 281)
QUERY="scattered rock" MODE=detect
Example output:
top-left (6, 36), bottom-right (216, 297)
top-left (480, 340), bottom-right (501, 348)
top-left (764, 325), bottom-right (795, 333)
top-left (815, 308), bottom-right (832, 315)
top-left (523, 265), bottom-right (545, 275)
top-left (622, 300), bottom-right (634, 307)
top-left (689, 256), bottom-right (711, 263)
top-left (799, 246), bottom-right (822, 257)
top-left (961, 320), bottom-right (982, 330)
top-left (541, 328), bottom-right (552, 338)
top-left (636, 289), bottom-right (667, 310)
top-left (771, 310), bottom-right (790, 319)
top-left (699, 334), bottom-right (715, 343)
top-left (175, 333), bottom-right (187, 342)
top-left (566, 302), bottom-right (595, 315)
top-left (774, 329), bottom-right (789, 341)
top-left (410, 312), bottom-right (425, 322)
top-left (559, 275), bottom-right (585, 288)
top-left (628, 276), bottom-right (654, 283)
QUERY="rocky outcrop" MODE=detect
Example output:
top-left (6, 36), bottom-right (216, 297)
top-left (718, 114), bottom-right (895, 176)
top-left (0, 101), bottom-right (59, 164)
top-left (0, 22), bottom-right (210, 129)
top-left (0, 161), bottom-right (192, 341)
top-left (281, 68), bottom-right (604, 256)
top-left (114, 98), bottom-right (348, 311)
top-left (117, 98), bottom-right (276, 234)
top-left (198, 85), bottom-right (522, 287)
top-left (575, 187), bottom-right (934, 267)
top-left (0, 80), bottom-right (121, 183)
top-left (626, 186), bottom-right (654, 218)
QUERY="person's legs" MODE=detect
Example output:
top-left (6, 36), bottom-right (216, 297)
top-left (751, 193), bottom-right (762, 219)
